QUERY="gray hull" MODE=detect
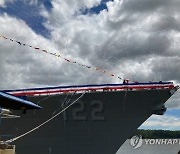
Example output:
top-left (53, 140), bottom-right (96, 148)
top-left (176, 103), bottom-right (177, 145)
top-left (0, 89), bottom-right (175, 154)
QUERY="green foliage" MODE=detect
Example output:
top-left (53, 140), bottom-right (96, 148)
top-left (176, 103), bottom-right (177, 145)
top-left (129, 129), bottom-right (180, 139)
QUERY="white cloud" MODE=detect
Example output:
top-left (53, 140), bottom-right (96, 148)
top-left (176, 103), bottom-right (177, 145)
top-left (0, 0), bottom-right (14, 7)
top-left (166, 90), bottom-right (180, 109)
top-left (2, 0), bottom-right (180, 85)
top-left (0, 13), bottom-right (62, 89)
top-left (42, 0), bottom-right (180, 108)
top-left (141, 115), bottom-right (180, 130)
top-left (44, 0), bottom-right (101, 29)
top-left (0, 0), bottom-right (179, 98)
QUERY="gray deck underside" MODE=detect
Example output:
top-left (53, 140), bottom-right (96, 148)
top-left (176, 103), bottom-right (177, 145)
top-left (0, 89), bottom-right (173, 154)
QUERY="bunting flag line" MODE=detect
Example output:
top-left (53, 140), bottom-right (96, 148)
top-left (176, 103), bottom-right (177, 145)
top-left (0, 35), bottom-right (123, 80)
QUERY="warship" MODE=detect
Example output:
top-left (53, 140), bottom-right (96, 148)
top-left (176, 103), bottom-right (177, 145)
top-left (0, 81), bottom-right (179, 154)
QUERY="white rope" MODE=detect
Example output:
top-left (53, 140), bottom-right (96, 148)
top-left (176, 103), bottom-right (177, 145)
top-left (5, 92), bottom-right (86, 144)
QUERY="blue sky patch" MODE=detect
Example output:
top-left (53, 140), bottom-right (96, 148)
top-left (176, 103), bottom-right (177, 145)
top-left (90, 0), bottom-right (113, 13)
top-left (81, 0), bottom-right (113, 14)
top-left (165, 109), bottom-right (180, 117)
top-left (0, 0), bottom-right (52, 38)
top-left (0, 0), bottom-right (113, 37)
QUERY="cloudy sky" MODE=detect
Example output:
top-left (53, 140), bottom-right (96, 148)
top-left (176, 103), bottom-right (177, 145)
top-left (0, 0), bottom-right (179, 130)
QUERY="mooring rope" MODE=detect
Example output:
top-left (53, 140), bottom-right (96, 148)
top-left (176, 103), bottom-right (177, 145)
top-left (5, 92), bottom-right (85, 144)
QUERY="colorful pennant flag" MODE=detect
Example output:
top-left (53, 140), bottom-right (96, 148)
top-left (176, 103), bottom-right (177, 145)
top-left (0, 35), bottom-right (123, 80)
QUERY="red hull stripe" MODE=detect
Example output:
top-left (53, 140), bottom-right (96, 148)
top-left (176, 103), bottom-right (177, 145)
top-left (8, 83), bottom-right (174, 97)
